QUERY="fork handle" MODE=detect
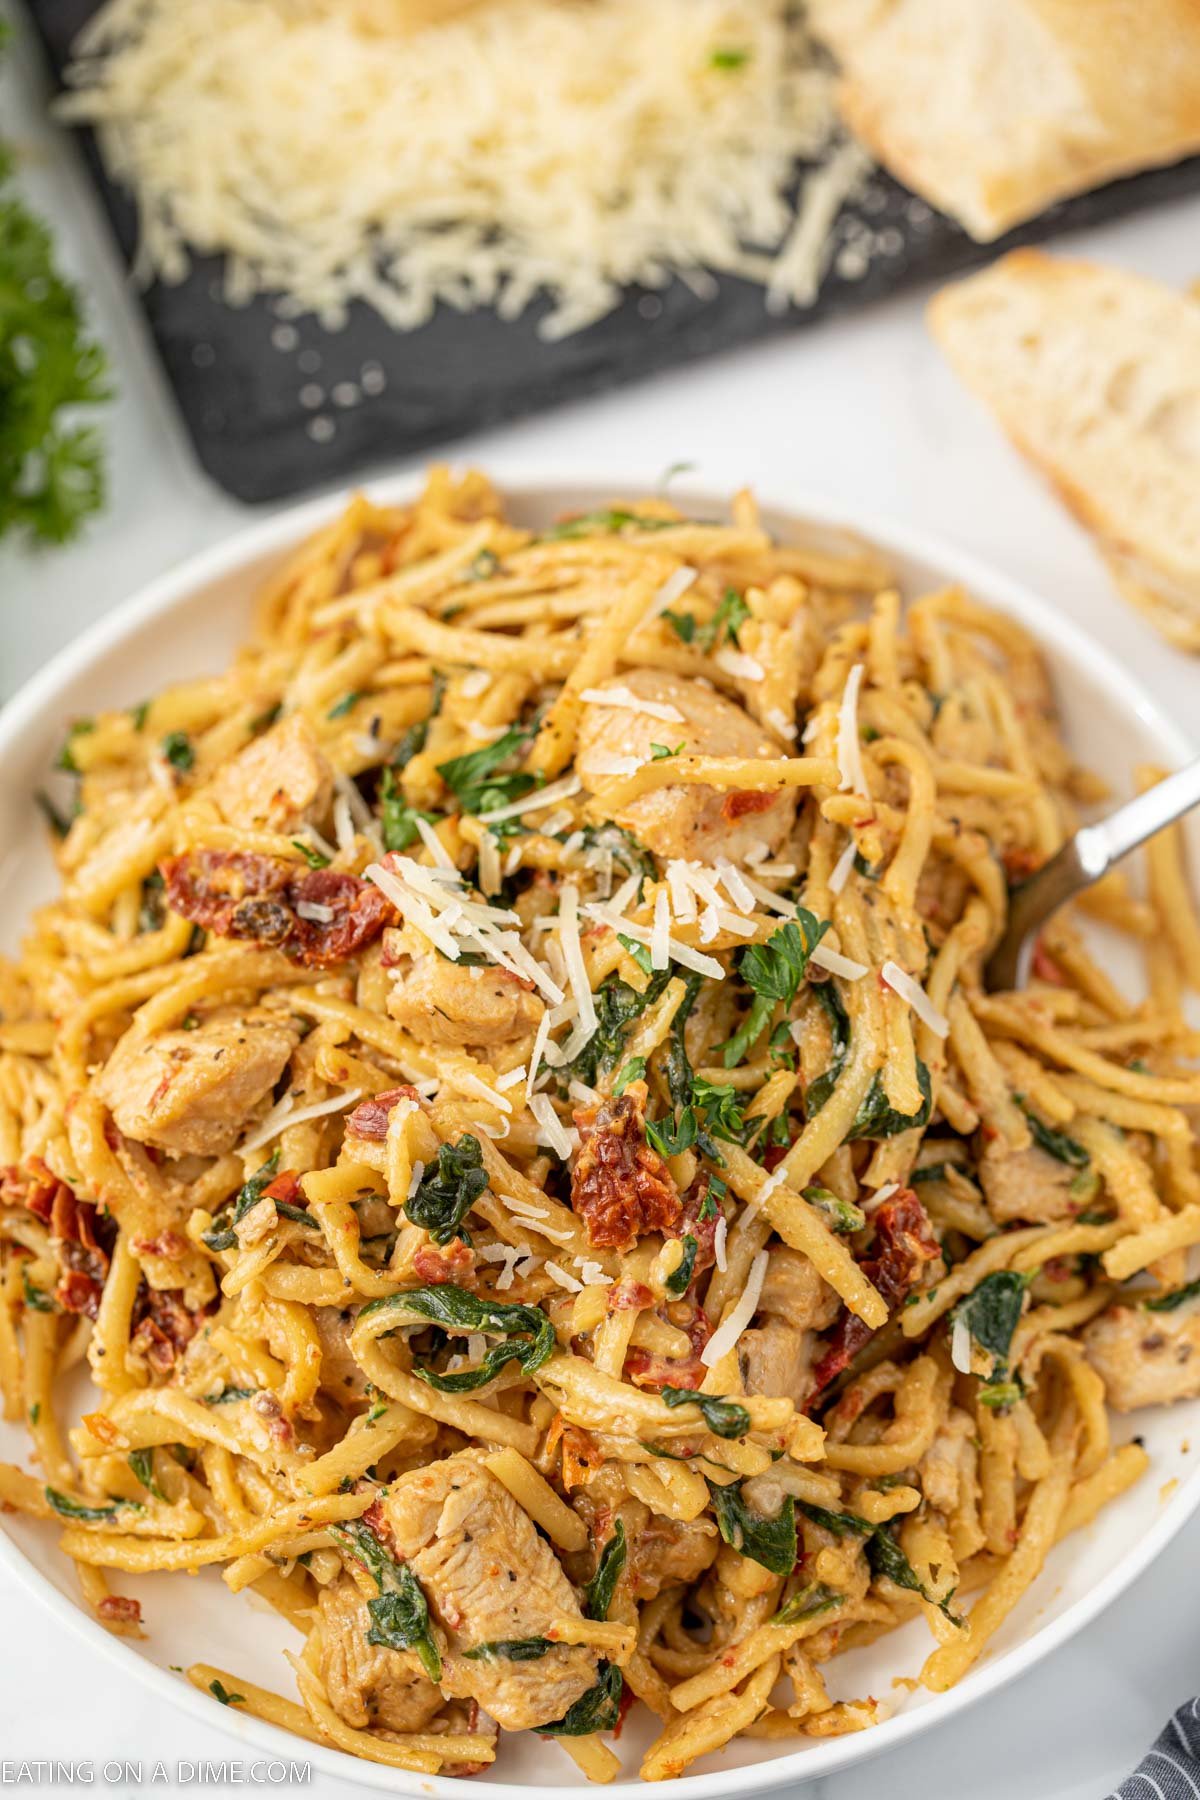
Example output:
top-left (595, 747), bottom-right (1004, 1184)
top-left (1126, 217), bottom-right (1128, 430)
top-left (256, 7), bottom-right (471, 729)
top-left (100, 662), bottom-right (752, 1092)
top-left (1083, 758), bottom-right (1200, 870)
top-left (987, 758), bottom-right (1200, 990)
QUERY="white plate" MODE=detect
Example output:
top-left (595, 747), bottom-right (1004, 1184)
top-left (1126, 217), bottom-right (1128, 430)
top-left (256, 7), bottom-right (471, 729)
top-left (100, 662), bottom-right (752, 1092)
top-left (1, 478), bottom-right (1197, 1798)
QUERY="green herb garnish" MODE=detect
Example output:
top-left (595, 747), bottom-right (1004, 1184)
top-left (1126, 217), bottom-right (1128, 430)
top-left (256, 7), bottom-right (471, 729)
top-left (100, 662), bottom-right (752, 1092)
top-left (721, 908), bottom-right (830, 1067)
top-left (437, 722), bottom-right (540, 816)
top-left (291, 839), bottom-right (330, 870)
top-left (802, 1187), bottom-right (865, 1234)
top-left (0, 94), bottom-right (110, 548)
top-left (44, 1486), bottom-right (137, 1523)
top-left (612, 1056), bottom-right (647, 1098)
top-left (160, 731), bottom-right (194, 774)
top-left (665, 1234), bottom-right (697, 1297)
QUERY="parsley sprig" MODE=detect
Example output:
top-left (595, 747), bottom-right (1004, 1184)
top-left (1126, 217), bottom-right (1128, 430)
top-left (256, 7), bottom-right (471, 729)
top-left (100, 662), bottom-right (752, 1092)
top-left (720, 908), bottom-right (830, 1068)
top-left (0, 36), bottom-right (111, 548)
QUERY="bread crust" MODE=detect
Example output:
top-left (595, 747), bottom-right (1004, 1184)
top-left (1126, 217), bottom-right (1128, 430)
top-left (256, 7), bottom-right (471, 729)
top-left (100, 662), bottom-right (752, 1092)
top-left (809, 0), bottom-right (1200, 240)
top-left (929, 248), bottom-right (1200, 652)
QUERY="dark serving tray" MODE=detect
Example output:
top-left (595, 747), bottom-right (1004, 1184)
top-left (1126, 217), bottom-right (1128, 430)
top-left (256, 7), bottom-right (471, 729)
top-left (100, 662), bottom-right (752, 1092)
top-left (25, 0), bottom-right (1200, 504)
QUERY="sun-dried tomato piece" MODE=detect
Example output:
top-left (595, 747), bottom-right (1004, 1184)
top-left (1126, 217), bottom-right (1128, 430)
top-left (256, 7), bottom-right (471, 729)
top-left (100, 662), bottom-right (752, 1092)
top-left (261, 1170), bottom-right (303, 1207)
top-left (97, 1595), bottom-right (142, 1626)
top-left (129, 1284), bottom-right (208, 1373)
top-left (721, 789), bottom-right (776, 823)
top-left (360, 1495), bottom-right (398, 1554)
top-left (160, 851), bottom-right (395, 969)
top-left (810, 1188), bottom-right (939, 1399)
top-left (412, 1238), bottom-right (476, 1286)
top-left (560, 1424), bottom-right (601, 1489)
top-left (607, 1279), bottom-right (654, 1313)
top-left (57, 1266), bottom-right (104, 1319)
top-left (345, 1085), bottom-right (424, 1142)
top-left (7, 1159), bottom-right (114, 1317)
top-left (570, 1081), bottom-right (680, 1251)
top-left (625, 1300), bottom-right (711, 1392)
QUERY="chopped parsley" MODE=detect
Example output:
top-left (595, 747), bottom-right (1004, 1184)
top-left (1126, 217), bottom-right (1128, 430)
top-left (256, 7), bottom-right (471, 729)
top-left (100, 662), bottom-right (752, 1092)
top-left (721, 908), bottom-right (830, 1067)
top-left (160, 730), bottom-right (195, 774)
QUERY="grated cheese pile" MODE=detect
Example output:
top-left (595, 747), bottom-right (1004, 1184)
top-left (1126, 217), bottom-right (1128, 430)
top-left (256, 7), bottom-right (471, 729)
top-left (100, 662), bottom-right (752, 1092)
top-left (58, 0), bottom-right (855, 338)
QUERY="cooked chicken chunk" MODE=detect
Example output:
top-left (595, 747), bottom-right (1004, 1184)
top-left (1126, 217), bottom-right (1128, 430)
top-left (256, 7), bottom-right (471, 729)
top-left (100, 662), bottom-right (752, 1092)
top-left (626, 1512), bottom-right (718, 1602)
top-left (209, 714), bottom-right (333, 833)
top-left (314, 1306), bottom-right (370, 1405)
top-left (1084, 1302), bottom-right (1200, 1412)
top-left (739, 1247), bottom-right (840, 1403)
top-left (384, 936), bottom-right (543, 1050)
top-left (574, 670), bottom-right (795, 862)
top-left (759, 1246), bottom-right (841, 1331)
top-left (978, 1142), bottom-right (1081, 1225)
top-left (918, 1406), bottom-right (976, 1514)
top-left (739, 1316), bottom-right (818, 1403)
top-left (96, 1006), bottom-right (297, 1157)
top-left (317, 1577), bottom-right (443, 1732)
top-left (382, 1452), bottom-right (598, 1731)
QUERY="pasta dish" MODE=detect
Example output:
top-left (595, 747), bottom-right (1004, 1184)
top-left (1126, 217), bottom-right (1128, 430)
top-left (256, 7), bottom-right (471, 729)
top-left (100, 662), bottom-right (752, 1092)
top-left (2, 471), bottom-right (1200, 1783)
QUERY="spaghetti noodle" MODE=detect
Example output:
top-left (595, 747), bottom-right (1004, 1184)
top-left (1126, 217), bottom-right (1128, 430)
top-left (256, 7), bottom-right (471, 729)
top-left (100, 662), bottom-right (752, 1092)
top-left (2, 469), bottom-right (1199, 1781)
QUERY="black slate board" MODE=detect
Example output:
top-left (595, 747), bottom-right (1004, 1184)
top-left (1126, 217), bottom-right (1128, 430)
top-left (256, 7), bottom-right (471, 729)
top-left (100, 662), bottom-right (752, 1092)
top-left (26, 0), bottom-right (1200, 504)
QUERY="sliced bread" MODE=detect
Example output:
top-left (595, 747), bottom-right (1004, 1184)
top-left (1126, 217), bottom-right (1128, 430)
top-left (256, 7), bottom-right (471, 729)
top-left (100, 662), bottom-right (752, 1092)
top-left (806, 0), bottom-right (1200, 242)
top-left (929, 249), bottom-right (1200, 652)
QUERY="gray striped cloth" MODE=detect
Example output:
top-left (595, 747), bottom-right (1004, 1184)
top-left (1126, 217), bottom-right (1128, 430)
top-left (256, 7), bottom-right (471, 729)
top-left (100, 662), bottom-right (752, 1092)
top-left (1109, 1700), bottom-right (1200, 1800)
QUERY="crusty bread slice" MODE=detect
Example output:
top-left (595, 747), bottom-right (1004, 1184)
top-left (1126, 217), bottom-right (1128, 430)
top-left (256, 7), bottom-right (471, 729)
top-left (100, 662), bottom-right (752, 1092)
top-left (807, 0), bottom-right (1200, 242)
top-left (929, 249), bottom-right (1200, 652)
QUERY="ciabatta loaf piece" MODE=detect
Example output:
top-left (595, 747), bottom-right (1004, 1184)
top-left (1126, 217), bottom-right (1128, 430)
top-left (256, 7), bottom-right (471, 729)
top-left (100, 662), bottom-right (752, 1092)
top-left (807, 0), bottom-right (1200, 242)
top-left (929, 250), bottom-right (1200, 651)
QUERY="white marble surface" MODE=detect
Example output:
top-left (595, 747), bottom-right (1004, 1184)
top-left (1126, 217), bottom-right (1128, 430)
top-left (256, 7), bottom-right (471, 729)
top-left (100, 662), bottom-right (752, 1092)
top-left (3, 3), bottom-right (1200, 1793)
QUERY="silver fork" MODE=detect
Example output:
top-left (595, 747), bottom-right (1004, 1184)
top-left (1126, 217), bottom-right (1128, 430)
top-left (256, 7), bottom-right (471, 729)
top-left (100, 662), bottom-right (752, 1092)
top-left (985, 759), bottom-right (1200, 991)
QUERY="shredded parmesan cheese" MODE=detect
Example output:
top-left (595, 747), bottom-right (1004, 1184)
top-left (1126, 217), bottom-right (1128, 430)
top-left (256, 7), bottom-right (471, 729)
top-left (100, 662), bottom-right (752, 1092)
top-left (837, 664), bottom-right (869, 798)
top-left (585, 753), bottom-right (645, 779)
top-left (714, 647), bottom-right (765, 683)
top-left (950, 1314), bottom-right (972, 1376)
top-left (414, 813), bottom-right (455, 870)
top-left (61, 1), bottom-right (844, 339)
top-left (643, 565), bottom-right (698, 624)
top-left (242, 1087), bottom-right (363, 1155)
top-left (544, 1260), bottom-right (583, 1294)
top-left (881, 960), bottom-right (950, 1039)
top-left (829, 837), bottom-right (858, 895)
top-left (452, 1070), bottom-right (514, 1115)
top-left (478, 772), bottom-right (581, 823)
top-left (579, 686), bottom-right (685, 724)
top-left (295, 900), bottom-right (335, 924)
top-left (701, 1248), bottom-right (768, 1368)
top-left (529, 1092), bottom-right (572, 1160)
top-left (810, 943), bottom-right (869, 981)
top-left (713, 1214), bottom-right (728, 1272)
top-left (651, 889), bottom-right (671, 971)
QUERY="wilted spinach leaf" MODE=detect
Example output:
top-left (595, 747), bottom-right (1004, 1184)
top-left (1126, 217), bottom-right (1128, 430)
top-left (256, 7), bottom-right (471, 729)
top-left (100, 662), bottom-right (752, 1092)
top-left (405, 1135), bottom-right (489, 1244)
